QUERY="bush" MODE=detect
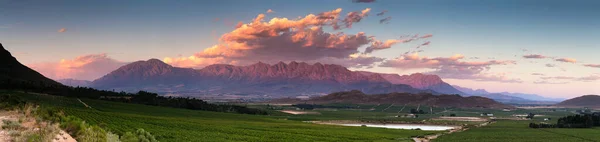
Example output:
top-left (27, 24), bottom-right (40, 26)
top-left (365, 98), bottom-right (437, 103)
top-left (78, 125), bottom-right (108, 142)
top-left (120, 129), bottom-right (158, 142)
top-left (1, 120), bottom-right (22, 130)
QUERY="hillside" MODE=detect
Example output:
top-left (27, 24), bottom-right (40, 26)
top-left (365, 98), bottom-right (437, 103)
top-left (272, 90), bottom-right (513, 109)
top-left (90, 60), bottom-right (434, 97)
top-left (57, 79), bottom-right (92, 87)
top-left (358, 71), bottom-right (464, 95)
top-left (556, 95), bottom-right (600, 108)
top-left (0, 43), bottom-right (62, 86)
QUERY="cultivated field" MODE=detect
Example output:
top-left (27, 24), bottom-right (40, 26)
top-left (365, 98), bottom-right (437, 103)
top-left (0, 91), bottom-right (436, 142)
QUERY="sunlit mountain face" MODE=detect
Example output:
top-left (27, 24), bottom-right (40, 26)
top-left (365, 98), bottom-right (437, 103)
top-left (2, 0), bottom-right (599, 99)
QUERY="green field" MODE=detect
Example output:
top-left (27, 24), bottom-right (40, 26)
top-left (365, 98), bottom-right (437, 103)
top-left (0, 91), bottom-right (437, 142)
top-left (434, 120), bottom-right (600, 142)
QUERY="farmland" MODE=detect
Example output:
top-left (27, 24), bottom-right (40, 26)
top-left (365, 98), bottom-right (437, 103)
top-left (0, 90), bottom-right (436, 142)
top-left (434, 120), bottom-right (600, 142)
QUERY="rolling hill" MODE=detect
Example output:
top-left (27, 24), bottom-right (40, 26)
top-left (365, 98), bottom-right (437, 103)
top-left (272, 90), bottom-right (514, 109)
top-left (556, 95), bottom-right (600, 108)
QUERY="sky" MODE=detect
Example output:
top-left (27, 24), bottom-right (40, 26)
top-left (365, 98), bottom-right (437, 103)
top-left (1, 0), bottom-right (599, 98)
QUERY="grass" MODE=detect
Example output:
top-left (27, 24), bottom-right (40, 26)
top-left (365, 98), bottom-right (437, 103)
top-left (434, 120), bottom-right (600, 142)
top-left (0, 90), bottom-right (436, 142)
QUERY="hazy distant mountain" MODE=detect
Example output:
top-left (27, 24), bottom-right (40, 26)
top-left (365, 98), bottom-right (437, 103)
top-left (452, 85), bottom-right (490, 95)
top-left (452, 85), bottom-right (564, 103)
top-left (57, 79), bottom-right (92, 87)
top-left (90, 60), bottom-right (434, 97)
top-left (0, 43), bottom-right (62, 86)
top-left (556, 95), bottom-right (600, 108)
top-left (271, 90), bottom-right (513, 109)
top-left (358, 71), bottom-right (464, 95)
top-left (498, 92), bottom-right (564, 102)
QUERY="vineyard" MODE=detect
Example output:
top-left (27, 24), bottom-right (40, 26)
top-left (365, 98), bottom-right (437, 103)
top-left (0, 90), bottom-right (436, 142)
top-left (434, 120), bottom-right (600, 142)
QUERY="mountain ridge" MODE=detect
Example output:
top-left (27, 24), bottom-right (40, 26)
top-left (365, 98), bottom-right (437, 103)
top-left (90, 59), bottom-right (434, 97)
top-left (357, 71), bottom-right (464, 95)
top-left (0, 43), bottom-right (62, 86)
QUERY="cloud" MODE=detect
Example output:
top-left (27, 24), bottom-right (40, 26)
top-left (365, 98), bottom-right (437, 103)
top-left (364, 34), bottom-right (432, 53)
top-left (545, 64), bottom-right (556, 67)
top-left (28, 54), bottom-right (127, 80)
top-left (584, 64), bottom-right (600, 68)
top-left (533, 80), bottom-right (568, 84)
top-left (352, 0), bottom-right (376, 3)
top-left (379, 17), bottom-right (391, 24)
top-left (419, 34), bottom-right (433, 39)
top-left (165, 8), bottom-right (397, 69)
top-left (267, 9), bottom-right (274, 13)
top-left (541, 75), bottom-right (600, 82)
top-left (376, 10), bottom-right (387, 16)
top-left (531, 73), bottom-right (545, 76)
top-left (380, 53), bottom-right (520, 83)
top-left (522, 54), bottom-right (546, 59)
top-left (555, 58), bottom-right (577, 63)
top-left (58, 28), bottom-right (67, 33)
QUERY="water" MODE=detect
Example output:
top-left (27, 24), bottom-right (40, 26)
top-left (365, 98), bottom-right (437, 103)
top-left (333, 123), bottom-right (457, 131)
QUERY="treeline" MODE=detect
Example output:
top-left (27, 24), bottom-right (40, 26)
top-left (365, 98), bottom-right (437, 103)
top-left (529, 113), bottom-right (600, 128)
top-left (0, 79), bottom-right (267, 115)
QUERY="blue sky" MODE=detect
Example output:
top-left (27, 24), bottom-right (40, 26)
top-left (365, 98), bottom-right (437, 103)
top-left (1, 0), bottom-right (599, 98)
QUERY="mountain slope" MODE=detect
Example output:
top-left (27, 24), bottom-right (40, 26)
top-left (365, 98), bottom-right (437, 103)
top-left (358, 71), bottom-right (464, 95)
top-left (453, 85), bottom-right (563, 103)
top-left (57, 79), bottom-right (92, 87)
top-left (556, 95), bottom-right (600, 108)
top-left (272, 90), bottom-right (513, 109)
top-left (0, 43), bottom-right (62, 86)
top-left (91, 60), bottom-right (433, 97)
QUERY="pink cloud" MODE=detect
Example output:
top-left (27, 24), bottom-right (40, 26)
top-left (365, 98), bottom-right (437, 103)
top-left (555, 58), bottom-right (577, 63)
top-left (165, 8), bottom-right (401, 69)
top-left (380, 53), bottom-right (520, 83)
top-left (533, 81), bottom-right (568, 84)
top-left (267, 9), bottom-right (274, 13)
top-left (58, 28), bottom-right (67, 33)
top-left (28, 53), bottom-right (126, 80)
top-left (541, 75), bottom-right (600, 82)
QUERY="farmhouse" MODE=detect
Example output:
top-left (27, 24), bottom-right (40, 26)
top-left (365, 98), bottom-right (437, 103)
top-left (480, 113), bottom-right (494, 117)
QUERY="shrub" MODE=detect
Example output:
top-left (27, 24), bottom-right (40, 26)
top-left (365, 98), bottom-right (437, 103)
top-left (1, 120), bottom-right (22, 130)
top-left (120, 129), bottom-right (158, 142)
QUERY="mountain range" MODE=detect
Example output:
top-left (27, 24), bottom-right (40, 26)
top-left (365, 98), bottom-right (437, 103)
top-left (452, 85), bottom-right (564, 103)
top-left (88, 59), bottom-right (440, 97)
